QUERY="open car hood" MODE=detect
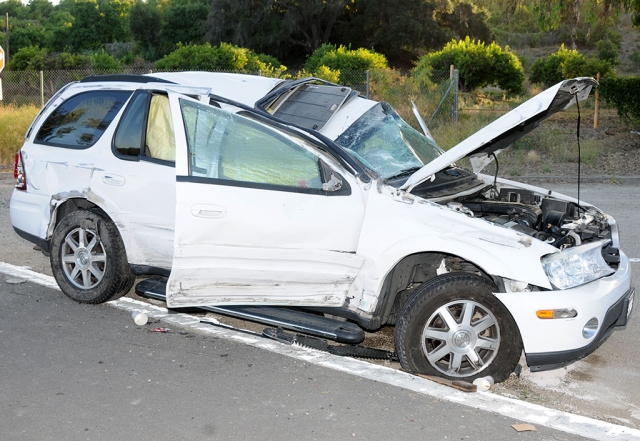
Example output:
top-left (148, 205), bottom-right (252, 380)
top-left (401, 77), bottom-right (597, 192)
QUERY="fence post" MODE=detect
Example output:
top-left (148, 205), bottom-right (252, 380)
top-left (0, 78), bottom-right (3, 101)
top-left (452, 68), bottom-right (459, 124)
top-left (594, 72), bottom-right (600, 129)
top-left (40, 71), bottom-right (44, 107)
top-left (365, 70), bottom-right (370, 99)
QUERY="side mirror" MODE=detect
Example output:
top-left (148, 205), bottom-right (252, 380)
top-left (322, 173), bottom-right (343, 192)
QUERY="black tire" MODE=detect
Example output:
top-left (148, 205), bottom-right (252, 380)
top-left (50, 209), bottom-right (135, 304)
top-left (395, 272), bottom-right (522, 383)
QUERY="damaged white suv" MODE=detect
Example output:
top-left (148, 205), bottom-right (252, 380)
top-left (11, 73), bottom-right (634, 383)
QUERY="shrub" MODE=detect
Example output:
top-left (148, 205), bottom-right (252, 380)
top-left (631, 51), bottom-right (640, 66)
top-left (7, 46), bottom-right (123, 71)
top-left (529, 45), bottom-right (573, 88)
top-left (305, 45), bottom-right (387, 72)
top-left (314, 66), bottom-right (341, 83)
top-left (304, 44), bottom-right (337, 73)
top-left (7, 46), bottom-right (48, 70)
top-left (90, 51), bottom-right (122, 71)
top-left (530, 45), bottom-right (614, 88)
top-left (154, 43), bottom-right (286, 77)
top-left (599, 76), bottom-right (640, 128)
top-left (561, 54), bottom-right (612, 80)
top-left (414, 37), bottom-right (525, 95)
top-left (304, 45), bottom-right (388, 84)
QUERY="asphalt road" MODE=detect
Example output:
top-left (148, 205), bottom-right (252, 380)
top-left (1, 172), bottom-right (639, 439)
top-left (0, 279), bottom-right (589, 441)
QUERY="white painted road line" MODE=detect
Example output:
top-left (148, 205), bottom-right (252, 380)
top-left (1, 261), bottom-right (639, 441)
top-left (630, 258), bottom-right (640, 262)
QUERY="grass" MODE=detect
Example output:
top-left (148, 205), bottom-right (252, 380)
top-left (0, 104), bottom-right (40, 165)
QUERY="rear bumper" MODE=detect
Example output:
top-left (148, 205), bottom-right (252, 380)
top-left (526, 286), bottom-right (634, 371)
top-left (10, 189), bottom-right (51, 245)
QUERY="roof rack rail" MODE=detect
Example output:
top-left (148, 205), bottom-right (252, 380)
top-left (80, 74), bottom-right (175, 84)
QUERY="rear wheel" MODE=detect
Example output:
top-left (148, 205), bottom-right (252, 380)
top-left (50, 209), bottom-right (134, 304)
top-left (395, 273), bottom-right (522, 383)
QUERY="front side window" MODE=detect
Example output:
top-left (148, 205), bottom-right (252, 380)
top-left (36, 90), bottom-right (132, 148)
top-left (335, 102), bottom-right (444, 179)
top-left (180, 99), bottom-right (322, 190)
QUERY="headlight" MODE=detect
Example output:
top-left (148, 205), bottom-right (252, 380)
top-left (541, 240), bottom-right (615, 290)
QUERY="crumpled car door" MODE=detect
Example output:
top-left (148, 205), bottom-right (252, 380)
top-left (166, 93), bottom-right (366, 308)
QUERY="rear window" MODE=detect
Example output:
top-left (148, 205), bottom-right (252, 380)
top-left (35, 90), bottom-right (132, 148)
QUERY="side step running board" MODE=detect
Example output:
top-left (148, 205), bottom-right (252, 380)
top-left (135, 278), bottom-right (365, 344)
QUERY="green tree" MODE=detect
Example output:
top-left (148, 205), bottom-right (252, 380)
top-left (129, 0), bottom-right (162, 56)
top-left (600, 76), bottom-right (640, 128)
top-left (7, 20), bottom-right (49, 53)
top-left (96, 0), bottom-right (133, 44)
top-left (67, 0), bottom-right (103, 51)
top-left (47, 10), bottom-right (75, 51)
top-left (206, 0), bottom-right (350, 60)
top-left (336, 0), bottom-right (451, 58)
top-left (27, 0), bottom-right (54, 21)
top-left (0, 0), bottom-right (30, 19)
top-left (488, 0), bottom-right (640, 46)
top-left (206, 0), bottom-right (286, 58)
top-left (161, 0), bottom-right (209, 50)
top-left (436, 2), bottom-right (494, 43)
top-left (415, 37), bottom-right (525, 95)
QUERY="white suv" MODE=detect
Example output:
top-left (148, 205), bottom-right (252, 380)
top-left (11, 72), bottom-right (634, 383)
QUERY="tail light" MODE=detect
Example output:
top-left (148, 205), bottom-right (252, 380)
top-left (14, 151), bottom-right (27, 190)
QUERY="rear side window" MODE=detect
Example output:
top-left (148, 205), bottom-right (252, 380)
top-left (35, 90), bottom-right (132, 148)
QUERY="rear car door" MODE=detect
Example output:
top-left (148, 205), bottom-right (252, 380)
top-left (166, 94), bottom-right (366, 308)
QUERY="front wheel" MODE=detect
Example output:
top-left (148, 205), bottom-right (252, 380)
top-left (50, 209), bottom-right (134, 304)
top-left (395, 273), bottom-right (522, 383)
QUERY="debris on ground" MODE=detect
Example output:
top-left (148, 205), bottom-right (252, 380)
top-left (5, 278), bottom-right (26, 284)
top-left (511, 423), bottom-right (537, 432)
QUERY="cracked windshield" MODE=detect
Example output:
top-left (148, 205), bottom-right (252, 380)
top-left (335, 102), bottom-right (444, 180)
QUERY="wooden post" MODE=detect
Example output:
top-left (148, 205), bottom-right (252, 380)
top-left (450, 64), bottom-right (454, 79)
top-left (594, 72), bottom-right (601, 129)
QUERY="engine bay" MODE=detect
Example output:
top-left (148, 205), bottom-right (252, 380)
top-left (447, 187), bottom-right (619, 264)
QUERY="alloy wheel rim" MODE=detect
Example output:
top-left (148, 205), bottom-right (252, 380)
top-left (61, 227), bottom-right (107, 289)
top-left (421, 299), bottom-right (500, 378)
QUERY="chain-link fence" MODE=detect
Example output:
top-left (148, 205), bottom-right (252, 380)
top-left (0, 67), bottom-right (459, 128)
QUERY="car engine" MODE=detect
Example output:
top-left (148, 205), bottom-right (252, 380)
top-left (448, 187), bottom-right (618, 260)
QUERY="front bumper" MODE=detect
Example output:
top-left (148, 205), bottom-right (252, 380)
top-left (527, 286), bottom-right (634, 371)
top-left (494, 251), bottom-right (633, 371)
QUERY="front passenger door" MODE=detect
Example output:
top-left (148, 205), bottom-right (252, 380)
top-left (167, 94), bottom-right (366, 308)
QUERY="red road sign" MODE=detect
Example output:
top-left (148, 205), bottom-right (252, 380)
top-left (0, 45), bottom-right (4, 73)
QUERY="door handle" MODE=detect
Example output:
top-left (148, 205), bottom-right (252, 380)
top-left (191, 204), bottom-right (227, 218)
top-left (102, 174), bottom-right (126, 186)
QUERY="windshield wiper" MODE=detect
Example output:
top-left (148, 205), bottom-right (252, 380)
top-left (386, 167), bottom-right (422, 181)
